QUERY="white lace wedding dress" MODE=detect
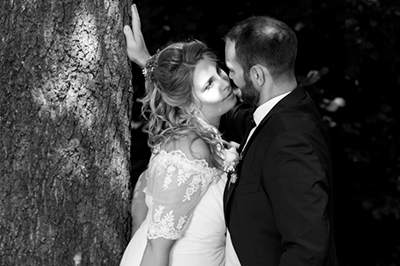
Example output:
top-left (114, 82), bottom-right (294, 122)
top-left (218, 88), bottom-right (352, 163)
top-left (120, 147), bottom-right (238, 266)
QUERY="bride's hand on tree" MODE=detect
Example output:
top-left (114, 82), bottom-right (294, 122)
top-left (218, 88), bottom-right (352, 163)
top-left (123, 4), bottom-right (150, 68)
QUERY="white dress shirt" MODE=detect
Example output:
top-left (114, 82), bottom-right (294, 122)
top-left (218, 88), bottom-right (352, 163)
top-left (242, 91), bottom-right (292, 151)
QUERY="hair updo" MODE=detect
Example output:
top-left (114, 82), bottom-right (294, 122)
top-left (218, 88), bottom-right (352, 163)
top-left (140, 40), bottom-right (225, 168)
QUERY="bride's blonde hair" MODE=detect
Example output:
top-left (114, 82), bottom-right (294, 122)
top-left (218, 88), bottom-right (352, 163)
top-left (140, 40), bottom-right (225, 168)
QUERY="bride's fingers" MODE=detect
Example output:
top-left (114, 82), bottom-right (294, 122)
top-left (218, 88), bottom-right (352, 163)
top-left (123, 25), bottom-right (135, 45)
top-left (131, 4), bottom-right (142, 36)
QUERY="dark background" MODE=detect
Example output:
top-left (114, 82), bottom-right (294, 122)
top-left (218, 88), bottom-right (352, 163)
top-left (129, 1), bottom-right (400, 265)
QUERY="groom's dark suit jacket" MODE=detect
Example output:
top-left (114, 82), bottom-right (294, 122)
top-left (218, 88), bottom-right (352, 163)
top-left (220, 87), bottom-right (339, 266)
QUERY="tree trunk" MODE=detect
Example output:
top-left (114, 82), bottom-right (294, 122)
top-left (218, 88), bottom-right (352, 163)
top-left (0, 0), bottom-right (133, 265)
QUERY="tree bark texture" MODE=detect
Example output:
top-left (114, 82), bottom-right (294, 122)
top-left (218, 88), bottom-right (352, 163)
top-left (0, 0), bottom-right (134, 265)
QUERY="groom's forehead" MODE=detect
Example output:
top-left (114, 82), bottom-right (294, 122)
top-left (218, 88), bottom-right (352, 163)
top-left (224, 41), bottom-right (239, 67)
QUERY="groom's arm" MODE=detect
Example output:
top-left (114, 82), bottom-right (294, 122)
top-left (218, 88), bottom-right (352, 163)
top-left (219, 102), bottom-right (255, 143)
top-left (264, 120), bottom-right (333, 265)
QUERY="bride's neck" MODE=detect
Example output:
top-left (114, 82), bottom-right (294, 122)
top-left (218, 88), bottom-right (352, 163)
top-left (204, 116), bottom-right (220, 128)
top-left (196, 115), bottom-right (221, 132)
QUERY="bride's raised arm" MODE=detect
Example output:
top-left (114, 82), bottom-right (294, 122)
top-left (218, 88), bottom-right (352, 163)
top-left (123, 4), bottom-right (151, 68)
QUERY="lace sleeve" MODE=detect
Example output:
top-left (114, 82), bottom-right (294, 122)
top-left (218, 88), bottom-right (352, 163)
top-left (146, 150), bottom-right (216, 240)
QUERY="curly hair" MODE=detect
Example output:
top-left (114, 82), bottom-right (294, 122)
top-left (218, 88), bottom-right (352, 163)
top-left (140, 40), bottom-right (226, 169)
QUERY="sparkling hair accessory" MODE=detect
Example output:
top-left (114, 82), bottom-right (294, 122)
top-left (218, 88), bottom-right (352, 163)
top-left (142, 49), bottom-right (160, 83)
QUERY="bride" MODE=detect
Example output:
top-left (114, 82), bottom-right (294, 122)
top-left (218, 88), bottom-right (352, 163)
top-left (119, 5), bottom-right (245, 266)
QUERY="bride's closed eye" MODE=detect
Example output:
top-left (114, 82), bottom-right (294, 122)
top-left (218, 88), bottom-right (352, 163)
top-left (205, 80), bottom-right (214, 90)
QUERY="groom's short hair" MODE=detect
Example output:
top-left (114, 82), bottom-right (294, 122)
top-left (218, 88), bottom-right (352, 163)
top-left (225, 16), bottom-right (298, 81)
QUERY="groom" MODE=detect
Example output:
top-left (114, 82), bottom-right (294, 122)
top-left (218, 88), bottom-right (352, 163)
top-left (123, 5), bottom-right (339, 266)
top-left (219, 16), bottom-right (339, 265)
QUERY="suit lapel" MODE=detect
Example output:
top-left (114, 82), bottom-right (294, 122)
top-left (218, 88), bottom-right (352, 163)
top-left (223, 114), bottom-right (255, 216)
top-left (239, 87), bottom-right (305, 156)
top-left (224, 87), bottom-right (306, 214)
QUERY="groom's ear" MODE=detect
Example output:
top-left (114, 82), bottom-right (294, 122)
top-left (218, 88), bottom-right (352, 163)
top-left (250, 64), bottom-right (271, 87)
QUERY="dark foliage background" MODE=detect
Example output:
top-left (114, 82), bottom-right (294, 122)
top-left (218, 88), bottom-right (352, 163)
top-left (128, 1), bottom-right (400, 265)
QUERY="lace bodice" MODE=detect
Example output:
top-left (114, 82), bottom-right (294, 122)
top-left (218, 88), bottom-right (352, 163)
top-left (145, 149), bottom-right (222, 240)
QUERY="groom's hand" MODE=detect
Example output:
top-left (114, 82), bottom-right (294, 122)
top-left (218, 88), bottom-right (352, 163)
top-left (123, 4), bottom-right (151, 68)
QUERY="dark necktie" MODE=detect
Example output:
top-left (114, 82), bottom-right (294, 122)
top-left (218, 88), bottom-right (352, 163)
top-left (238, 116), bottom-right (256, 154)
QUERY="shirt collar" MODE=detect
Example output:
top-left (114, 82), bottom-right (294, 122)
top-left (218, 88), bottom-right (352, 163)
top-left (253, 91), bottom-right (291, 126)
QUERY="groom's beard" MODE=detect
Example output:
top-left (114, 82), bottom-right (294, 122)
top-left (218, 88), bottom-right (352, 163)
top-left (240, 74), bottom-right (260, 106)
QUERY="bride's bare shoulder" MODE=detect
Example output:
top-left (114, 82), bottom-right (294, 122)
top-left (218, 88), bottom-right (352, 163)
top-left (164, 134), bottom-right (211, 165)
